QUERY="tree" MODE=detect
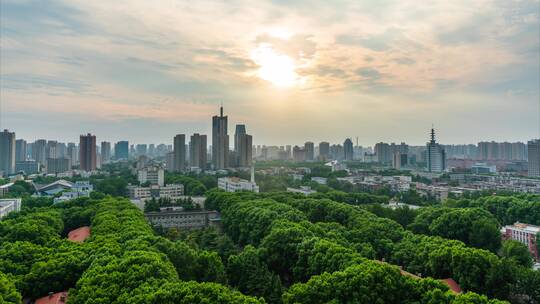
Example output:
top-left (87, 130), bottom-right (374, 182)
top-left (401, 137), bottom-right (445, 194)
top-left (0, 271), bottom-right (21, 304)
top-left (227, 245), bottom-right (283, 303)
top-left (500, 240), bottom-right (533, 268)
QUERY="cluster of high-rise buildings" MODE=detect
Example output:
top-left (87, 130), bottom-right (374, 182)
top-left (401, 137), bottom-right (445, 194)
top-left (165, 106), bottom-right (253, 172)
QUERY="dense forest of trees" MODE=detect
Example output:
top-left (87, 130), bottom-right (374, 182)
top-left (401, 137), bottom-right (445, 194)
top-left (1, 189), bottom-right (539, 303)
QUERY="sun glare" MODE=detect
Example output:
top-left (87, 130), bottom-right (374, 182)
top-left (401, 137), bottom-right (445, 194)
top-left (250, 43), bottom-right (299, 88)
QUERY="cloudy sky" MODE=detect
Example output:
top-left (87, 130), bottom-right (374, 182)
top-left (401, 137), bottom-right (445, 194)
top-left (0, 0), bottom-right (539, 146)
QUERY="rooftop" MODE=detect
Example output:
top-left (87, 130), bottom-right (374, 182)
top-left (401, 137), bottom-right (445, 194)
top-left (35, 292), bottom-right (68, 304)
top-left (67, 226), bottom-right (91, 243)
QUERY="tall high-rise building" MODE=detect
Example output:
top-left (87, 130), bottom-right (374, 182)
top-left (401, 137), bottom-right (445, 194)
top-left (0, 130), bottom-right (16, 176)
top-left (212, 106), bottom-right (229, 170)
top-left (46, 140), bottom-right (58, 159)
top-left (114, 141), bottom-right (129, 160)
top-left (189, 133), bottom-right (207, 169)
top-left (136, 144), bottom-right (147, 156)
top-left (101, 141), bottom-right (111, 164)
top-left (174, 134), bottom-right (186, 171)
top-left (426, 128), bottom-right (446, 173)
top-left (528, 139), bottom-right (540, 177)
top-left (319, 142), bottom-right (330, 160)
top-left (343, 138), bottom-right (353, 161)
top-left (375, 142), bottom-right (391, 164)
top-left (234, 124), bottom-right (246, 153)
top-left (293, 146), bottom-right (306, 162)
top-left (304, 142), bottom-right (314, 161)
top-left (79, 134), bottom-right (97, 171)
top-left (46, 157), bottom-right (71, 174)
top-left (32, 139), bottom-right (47, 165)
top-left (67, 142), bottom-right (78, 164)
top-left (237, 133), bottom-right (253, 168)
top-left (15, 139), bottom-right (27, 162)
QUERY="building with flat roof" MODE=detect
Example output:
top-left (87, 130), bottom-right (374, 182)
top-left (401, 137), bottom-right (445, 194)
top-left (145, 209), bottom-right (220, 230)
top-left (127, 184), bottom-right (184, 201)
top-left (218, 176), bottom-right (259, 193)
top-left (528, 139), bottom-right (540, 177)
top-left (137, 166), bottom-right (164, 187)
top-left (0, 129), bottom-right (16, 176)
top-left (503, 222), bottom-right (539, 261)
top-left (287, 186), bottom-right (316, 196)
top-left (0, 198), bottom-right (21, 219)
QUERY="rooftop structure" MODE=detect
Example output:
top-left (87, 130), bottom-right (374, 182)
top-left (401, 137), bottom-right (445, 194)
top-left (0, 198), bottom-right (21, 220)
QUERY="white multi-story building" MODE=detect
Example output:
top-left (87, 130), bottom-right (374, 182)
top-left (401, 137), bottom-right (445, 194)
top-left (138, 166), bottom-right (165, 187)
top-left (503, 222), bottom-right (539, 261)
top-left (218, 177), bottom-right (259, 193)
top-left (0, 198), bottom-right (21, 219)
top-left (287, 186), bottom-right (316, 196)
top-left (128, 184), bottom-right (184, 201)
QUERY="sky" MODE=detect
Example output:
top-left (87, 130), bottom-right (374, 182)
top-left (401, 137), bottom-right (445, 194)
top-left (0, 0), bottom-right (539, 146)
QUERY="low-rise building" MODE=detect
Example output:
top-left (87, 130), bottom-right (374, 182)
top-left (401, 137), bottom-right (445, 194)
top-left (503, 222), bottom-right (539, 261)
top-left (218, 177), bottom-right (259, 193)
top-left (0, 183), bottom-right (14, 197)
top-left (145, 209), bottom-right (220, 230)
top-left (0, 198), bottom-right (21, 219)
top-left (287, 186), bottom-right (316, 196)
top-left (311, 177), bottom-right (328, 185)
top-left (15, 160), bottom-right (40, 174)
top-left (127, 184), bottom-right (184, 201)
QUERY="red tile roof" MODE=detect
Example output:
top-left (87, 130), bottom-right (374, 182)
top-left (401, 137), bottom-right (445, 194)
top-left (441, 278), bottom-right (462, 294)
top-left (35, 292), bottom-right (68, 304)
top-left (67, 226), bottom-right (91, 243)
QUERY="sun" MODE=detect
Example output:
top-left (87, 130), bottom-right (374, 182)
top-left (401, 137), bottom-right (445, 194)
top-left (250, 43), bottom-right (299, 88)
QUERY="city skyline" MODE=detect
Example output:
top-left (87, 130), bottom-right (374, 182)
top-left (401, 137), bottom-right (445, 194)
top-left (1, 0), bottom-right (539, 145)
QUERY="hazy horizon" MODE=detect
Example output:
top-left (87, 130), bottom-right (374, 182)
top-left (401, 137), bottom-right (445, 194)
top-left (1, 0), bottom-right (539, 145)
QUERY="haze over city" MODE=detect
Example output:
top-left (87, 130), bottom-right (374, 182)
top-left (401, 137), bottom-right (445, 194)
top-left (1, 0), bottom-right (539, 145)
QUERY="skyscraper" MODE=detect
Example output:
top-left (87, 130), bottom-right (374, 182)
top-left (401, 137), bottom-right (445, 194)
top-left (174, 134), bottom-right (186, 171)
top-left (15, 139), bottom-right (27, 162)
top-left (238, 133), bottom-right (253, 168)
top-left (32, 139), bottom-right (47, 165)
top-left (114, 141), bottom-right (129, 160)
top-left (343, 138), bottom-right (353, 161)
top-left (212, 106), bottom-right (229, 170)
top-left (0, 130), bottom-right (16, 176)
top-left (528, 139), bottom-right (540, 177)
top-left (46, 140), bottom-right (58, 159)
top-left (189, 133), bottom-right (207, 169)
top-left (79, 134), bottom-right (97, 171)
top-left (67, 142), bottom-right (78, 164)
top-left (304, 142), bottom-right (314, 161)
top-left (234, 124), bottom-right (246, 154)
top-left (101, 141), bottom-right (111, 164)
top-left (426, 128), bottom-right (446, 173)
top-left (318, 142), bottom-right (330, 160)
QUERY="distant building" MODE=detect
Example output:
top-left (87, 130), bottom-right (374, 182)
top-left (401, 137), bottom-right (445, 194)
top-left (0, 183), bottom-right (14, 197)
top-left (426, 128), bottom-right (446, 172)
top-left (145, 209), bottom-right (220, 230)
top-left (136, 144), bottom-right (147, 156)
top-left (218, 176), bottom-right (259, 193)
top-left (0, 129), bottom-right (16, 176)
top-left (138, 166), bottom-right (164, 187)
top-left (36, 179), bottom-right (76, 196)
top-left (15, 139), bottom-right (27, 162)
top-left (114, 141), bottom-right (129, 160)
top-left (319, 142), bottom-right (330, 160)
top-left (212, 106), bottom-right (229, 170)
top-left (174, 134), bottom-right (186, 171)
top-left (311, 177), bottom-right (328, 185)
top-left (392, 152), bottom-right (408, 170)
top-left (304, 142), bottom-right (315, 161)
top-left (0, 198), bottom-right (21, 219)
top-left (15, 161), bottom-right (40, 175)
top-left (53, 181), bottom-right (94, 203)
top-left (79, 134), bottom-right (97, 171)
top-left (471, 162), bottom-right (497, 174)
top-left (67, 143), bottom-right (78, 164)
top-left (166, 151), bottom-right (175, 172)
top-left (32, 139), bottom-right (47, 166)
top-left (344, 138), bottom-right (353, 161)
top-left (528, 139), bottom-right (540, 177)
top-left (293, 146), bottom-right (306, 162)
top-left (237, 133), bottom-right (253, 168)
top-left (127, 184), bottom-right (184, 201)
top-left (46, 157), bottom-right (71, 174)
top-left (503, 222), bottom-right (539, 261)
top-left (287, 186), bottom-right (316, 196)
top-left (101, 141), bottom-right (111, 164)
top-left (189, 133), bottom-right (207, 170)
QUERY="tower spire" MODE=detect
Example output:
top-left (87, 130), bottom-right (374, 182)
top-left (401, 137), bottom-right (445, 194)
top-left (220, 102), bottom-right (223, 117)
top-left (430, 125), bottom-right (436, 143)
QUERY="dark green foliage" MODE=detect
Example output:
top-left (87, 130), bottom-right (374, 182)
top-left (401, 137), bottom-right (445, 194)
top-left (227, 245), bottom-right (283, 303)
top-left (0, 272), bottom-right (21, 304)
top-left (409, 207), bottom-right (501, 251)
top-left (180, 227), bottom-right (239, 262)
top-left (500, 240), bottom-right (533, 268)
top-left (166, 173), bottom-right (207, 195)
